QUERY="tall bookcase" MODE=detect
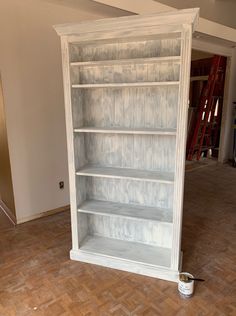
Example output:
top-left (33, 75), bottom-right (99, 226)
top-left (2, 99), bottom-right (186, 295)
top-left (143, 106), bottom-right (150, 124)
top-left (55, 9), bottom-right (199, 282)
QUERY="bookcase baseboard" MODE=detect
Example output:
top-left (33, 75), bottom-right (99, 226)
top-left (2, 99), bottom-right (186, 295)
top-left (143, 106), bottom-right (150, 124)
top-left (70, 249), bottom-right (179, 282)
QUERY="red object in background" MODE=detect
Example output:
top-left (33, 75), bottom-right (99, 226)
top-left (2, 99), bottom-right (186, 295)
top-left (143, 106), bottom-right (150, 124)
top-left (187, 55), bottom-right (227, 161)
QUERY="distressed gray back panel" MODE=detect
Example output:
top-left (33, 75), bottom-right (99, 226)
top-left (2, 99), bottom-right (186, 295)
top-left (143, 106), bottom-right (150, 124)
top-left (88, 214), bottom-right (173, 248)
top-left (85, 177), bottom-right (173, 209)
top-left (71, 86), bottom-right (178, 129)
top-left (69, 37), bottom-right (181, 62)
top-left (71, 63), bottom-right (180, 84)
top-left (83, 134), bottom-right (176, 172)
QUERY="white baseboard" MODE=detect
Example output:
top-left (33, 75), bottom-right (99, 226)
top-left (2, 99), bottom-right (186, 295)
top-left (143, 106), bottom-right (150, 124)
top-left (0, 199), bottom-right (16, 225)
top-left (17, 205), bottom-right (70, 224)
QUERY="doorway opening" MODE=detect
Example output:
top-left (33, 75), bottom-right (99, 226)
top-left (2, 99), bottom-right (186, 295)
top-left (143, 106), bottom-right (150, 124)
top-left (0, 76), bottom-right (16, 228)
top-left (185, 49), bottom-right (228, 171)
top-left (182, 48), bottom-right (236, 294)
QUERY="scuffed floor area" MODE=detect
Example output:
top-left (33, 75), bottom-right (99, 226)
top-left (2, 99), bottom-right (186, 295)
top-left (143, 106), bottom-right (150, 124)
top-left (0, 163), bottom-right (235, 315)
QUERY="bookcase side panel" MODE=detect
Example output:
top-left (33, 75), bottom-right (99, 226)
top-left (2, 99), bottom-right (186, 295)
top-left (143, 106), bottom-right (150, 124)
top-left (61, 38), bottom-right (79, 250)
top-left (171, 25), bottom-right (193, 270)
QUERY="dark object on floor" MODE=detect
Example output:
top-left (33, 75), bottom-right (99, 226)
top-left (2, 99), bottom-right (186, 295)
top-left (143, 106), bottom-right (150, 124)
top-left (179, 273), bottom-right (205, 282)
top-left (233, 102), bottom-right (236, 167)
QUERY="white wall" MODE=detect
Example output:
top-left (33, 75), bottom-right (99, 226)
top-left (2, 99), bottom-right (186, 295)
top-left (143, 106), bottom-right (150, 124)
top-left (0, 0), bottom-right (129, 223)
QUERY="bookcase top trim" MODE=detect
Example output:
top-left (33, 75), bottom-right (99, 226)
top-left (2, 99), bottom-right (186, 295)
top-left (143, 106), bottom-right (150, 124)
top-left (54, 8), bottom-right (199, 37)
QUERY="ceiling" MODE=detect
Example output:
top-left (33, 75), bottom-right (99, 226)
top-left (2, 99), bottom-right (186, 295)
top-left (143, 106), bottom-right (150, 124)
top-left (42, 0), bottom-right (236, 30)
top-left (154, 0), bottom-right (236, 29)
top-left (41, 0), bottom-right (130, 17)
top-left (42, 0), bottom-right (236, 47)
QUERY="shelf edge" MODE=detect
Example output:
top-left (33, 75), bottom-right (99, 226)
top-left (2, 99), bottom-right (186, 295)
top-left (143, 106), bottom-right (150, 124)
top-left (71, 81), bottom-right (180, 88)
top-left (74, 127), bottom-right (177, 136)
top-left (78, 200), bottom-right (173, 223)
top-left (70, 56), bottom-right (181, 67)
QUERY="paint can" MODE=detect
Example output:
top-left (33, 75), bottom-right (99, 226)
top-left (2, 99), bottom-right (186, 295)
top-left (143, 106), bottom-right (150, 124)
top-left (178, 272), bottom-right (194, 298)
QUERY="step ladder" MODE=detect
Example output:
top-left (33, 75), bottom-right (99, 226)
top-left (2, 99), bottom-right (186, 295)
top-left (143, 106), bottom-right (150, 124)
top-left (233, 102), bottom-right (236, 167)
top-left (187, 55), bottom-right (226, 161)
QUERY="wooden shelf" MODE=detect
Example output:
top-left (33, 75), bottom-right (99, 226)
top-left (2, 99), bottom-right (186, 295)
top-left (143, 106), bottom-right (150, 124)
top-left (190, 75), bottom-right (208, 82)
top-left (72, 81), bottom-right (179, 88)
top-left (70, 56), bottom-right (181, 67)
top-left (76, 165), bottom-right (174, 183)
top-left (80, 235), bottom-right (171, 268)
top-left (74, 127), bottom-right (177, 136)
top-left (78, 199), bottom-right (173, 223)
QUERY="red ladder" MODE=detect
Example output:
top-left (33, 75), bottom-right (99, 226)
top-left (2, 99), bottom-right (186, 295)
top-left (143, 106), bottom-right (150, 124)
top-left (187, 55), bottom-right (226, 161)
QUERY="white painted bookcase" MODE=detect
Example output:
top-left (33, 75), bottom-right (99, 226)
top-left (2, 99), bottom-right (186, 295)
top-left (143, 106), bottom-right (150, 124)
top-left (54, 9), bottom-right (199, 282)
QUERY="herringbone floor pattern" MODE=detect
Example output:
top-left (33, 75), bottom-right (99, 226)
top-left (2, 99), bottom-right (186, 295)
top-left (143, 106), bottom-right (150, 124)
top-left (0, 163), bottom-right (235, 315)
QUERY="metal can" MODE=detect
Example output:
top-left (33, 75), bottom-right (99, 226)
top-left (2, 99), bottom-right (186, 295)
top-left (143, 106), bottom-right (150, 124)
top-left (178, 272), bottom-right (194, 298)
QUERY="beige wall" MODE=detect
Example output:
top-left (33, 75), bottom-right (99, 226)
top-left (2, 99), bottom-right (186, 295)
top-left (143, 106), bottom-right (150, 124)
top-left (219, 49), bottom-right (236, 162)
top-left (191, 50), bottom-right (213, 61)
top-left (0, 77), bottom-right (15, 215)
top-left (0, 0), bottom-right (128, 223)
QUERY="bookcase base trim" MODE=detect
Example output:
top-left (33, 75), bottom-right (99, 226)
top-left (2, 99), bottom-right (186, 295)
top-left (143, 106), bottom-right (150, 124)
top-left (70, 249), bottom-right (179, 282)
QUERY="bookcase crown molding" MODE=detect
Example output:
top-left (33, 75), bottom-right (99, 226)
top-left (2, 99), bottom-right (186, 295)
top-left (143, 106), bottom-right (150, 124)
top-left (54, 8), bottom-right (199, 37)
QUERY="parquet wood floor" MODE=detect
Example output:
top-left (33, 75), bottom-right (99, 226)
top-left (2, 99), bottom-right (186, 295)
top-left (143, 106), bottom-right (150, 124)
top-left (0, 163), bottom-right (235, 316)
top-left (0, 209), bottom-right (14, 230)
